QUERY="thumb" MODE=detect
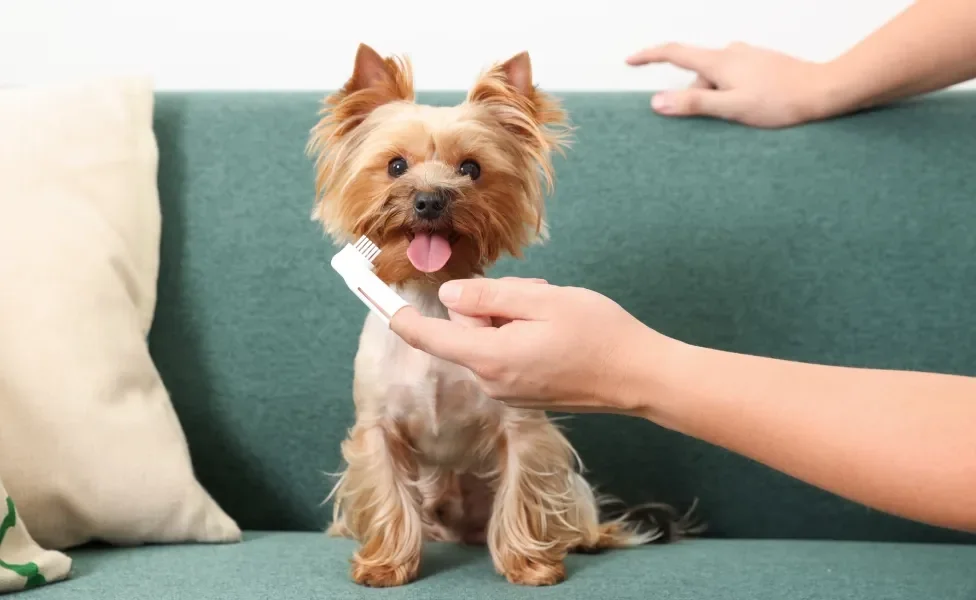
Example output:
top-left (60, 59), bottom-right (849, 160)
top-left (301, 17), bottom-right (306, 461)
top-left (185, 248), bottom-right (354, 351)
top-left (651, 89), bottom-right (745, 122)
top-left (438, 278), bottom-right (552, 321)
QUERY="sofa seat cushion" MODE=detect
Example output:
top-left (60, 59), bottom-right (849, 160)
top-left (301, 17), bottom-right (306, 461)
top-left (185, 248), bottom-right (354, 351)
top-left (23, 532), bottom-right (976, 599)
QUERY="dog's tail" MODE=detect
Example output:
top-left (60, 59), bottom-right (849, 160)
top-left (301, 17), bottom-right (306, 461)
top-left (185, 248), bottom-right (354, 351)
top-left (575, 496), bottom-right (706, 553)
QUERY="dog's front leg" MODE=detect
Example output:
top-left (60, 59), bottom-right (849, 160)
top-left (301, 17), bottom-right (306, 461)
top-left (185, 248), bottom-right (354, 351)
top-left (487, 411), bottom-right (591, 586)
top-left (335, 423), bottom-right (423, 587)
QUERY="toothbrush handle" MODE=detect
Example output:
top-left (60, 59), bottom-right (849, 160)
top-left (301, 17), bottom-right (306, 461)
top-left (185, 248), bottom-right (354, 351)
top-left (352, 269), bottom-right (409, 325)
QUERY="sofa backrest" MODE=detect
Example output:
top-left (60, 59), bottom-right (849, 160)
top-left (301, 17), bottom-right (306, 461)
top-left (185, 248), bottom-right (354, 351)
top-left (148, 90), bottom-right (976, 543)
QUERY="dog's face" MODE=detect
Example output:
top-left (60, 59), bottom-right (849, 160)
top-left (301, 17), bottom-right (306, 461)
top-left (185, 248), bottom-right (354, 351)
top-left (308, 44), bottom-right (571, 285)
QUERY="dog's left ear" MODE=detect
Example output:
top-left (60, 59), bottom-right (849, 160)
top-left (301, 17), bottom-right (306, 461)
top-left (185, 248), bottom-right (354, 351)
top-left (467, 51), bottom-right (569, 151)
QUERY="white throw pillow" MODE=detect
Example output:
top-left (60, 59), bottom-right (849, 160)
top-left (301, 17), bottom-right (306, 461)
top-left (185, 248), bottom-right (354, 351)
top-left (0, 77), bottom-right (241, 550)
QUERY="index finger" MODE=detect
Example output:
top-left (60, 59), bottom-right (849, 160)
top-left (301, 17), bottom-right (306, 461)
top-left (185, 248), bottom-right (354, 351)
top-left (626, 43), bottom-right (718, 75)
top-left (390, 306), bottom-right (494, 366)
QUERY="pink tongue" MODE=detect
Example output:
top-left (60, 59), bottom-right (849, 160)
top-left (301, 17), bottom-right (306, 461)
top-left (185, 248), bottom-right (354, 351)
top-left (407, 233), bottom-right (452, 273)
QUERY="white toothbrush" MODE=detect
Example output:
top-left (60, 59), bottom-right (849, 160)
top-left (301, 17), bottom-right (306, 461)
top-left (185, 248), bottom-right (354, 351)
top-left (330, 236), bottom-right (409, 326)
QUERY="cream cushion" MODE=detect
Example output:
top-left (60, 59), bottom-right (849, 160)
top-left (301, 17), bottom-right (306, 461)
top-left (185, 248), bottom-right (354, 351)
top-left (0, 77), bottom-right (241, 550)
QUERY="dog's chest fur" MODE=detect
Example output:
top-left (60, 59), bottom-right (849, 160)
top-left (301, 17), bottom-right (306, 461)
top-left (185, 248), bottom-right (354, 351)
top-left (354, 282), bottom-right (503, 470)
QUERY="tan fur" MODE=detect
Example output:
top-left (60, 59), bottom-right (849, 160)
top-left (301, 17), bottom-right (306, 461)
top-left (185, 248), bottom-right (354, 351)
top-left (309, 44), bottom-right (664, 588)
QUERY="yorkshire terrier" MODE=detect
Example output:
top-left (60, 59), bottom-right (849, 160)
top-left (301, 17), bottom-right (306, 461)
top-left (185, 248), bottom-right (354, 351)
top-left (307, 43), bottom-right (697, 587)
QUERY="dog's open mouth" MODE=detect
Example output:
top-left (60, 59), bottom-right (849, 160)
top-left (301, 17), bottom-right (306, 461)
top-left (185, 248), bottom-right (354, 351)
top-left (406, 229), bottom-right (460, 273)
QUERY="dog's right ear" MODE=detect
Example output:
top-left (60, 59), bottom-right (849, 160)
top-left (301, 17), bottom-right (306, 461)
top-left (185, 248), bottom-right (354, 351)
top-left (307, 44), bottom-right (414, 231)
top-left (311, 44), bottom-right (414, 143)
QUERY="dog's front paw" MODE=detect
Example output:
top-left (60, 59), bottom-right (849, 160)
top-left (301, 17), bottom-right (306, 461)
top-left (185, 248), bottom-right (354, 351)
top-left (500, 558), bottom-right (566, 586)
top-left (351, 555), bottom-right (419, 587)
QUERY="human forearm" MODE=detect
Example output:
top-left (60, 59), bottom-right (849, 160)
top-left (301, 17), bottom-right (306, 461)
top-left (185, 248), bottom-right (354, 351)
top-left (812, 0), bottom-right (976, 119)
top-left (395, 275), bottom-right (976, 532)
top-left (625, 335), bottom-right (976, 532)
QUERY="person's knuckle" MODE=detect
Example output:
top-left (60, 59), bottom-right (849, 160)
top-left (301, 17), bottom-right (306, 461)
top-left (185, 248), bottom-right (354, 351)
top-left (660, 42), bottom-right (683, 57)
top-left (469, 281), bottom-right (495, 310)
top-left (500, 367), bottom-right (520, 389)
top-left (727, 104), bottom-right (748, 122)
top-left (562, 285), bottom-right (589, 304)
top-left (401, 328), bottom-right (424, 350)
top-left (477, 357), bottom-right (505, 382)
top-left (725, 93), bottom-right (755, 121)
top-left (501, 276), bottom-right (547, 285)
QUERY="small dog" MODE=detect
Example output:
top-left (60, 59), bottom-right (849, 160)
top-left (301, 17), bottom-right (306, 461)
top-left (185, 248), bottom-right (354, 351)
top-left (307, 44), bottom-right (696, 587)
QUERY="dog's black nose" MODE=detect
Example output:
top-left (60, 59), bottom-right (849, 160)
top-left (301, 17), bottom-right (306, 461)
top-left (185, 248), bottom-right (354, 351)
top-left (413, 189), bottom-right (449, 221)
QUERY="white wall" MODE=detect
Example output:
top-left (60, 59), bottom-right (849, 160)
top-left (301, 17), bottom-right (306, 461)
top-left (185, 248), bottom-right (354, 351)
top-left (4, 0), bottom-right (970, 92)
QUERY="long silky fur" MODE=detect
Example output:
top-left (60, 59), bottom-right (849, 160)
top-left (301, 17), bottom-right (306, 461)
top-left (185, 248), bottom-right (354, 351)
top-left (308, 44), bottom-right (698, 589)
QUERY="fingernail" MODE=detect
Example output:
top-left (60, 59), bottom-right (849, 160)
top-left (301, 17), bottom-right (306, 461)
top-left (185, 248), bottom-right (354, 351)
top-left (652, 93), bottom-right (673, 113)
top-left (439, 281), bottom-right (462, 305)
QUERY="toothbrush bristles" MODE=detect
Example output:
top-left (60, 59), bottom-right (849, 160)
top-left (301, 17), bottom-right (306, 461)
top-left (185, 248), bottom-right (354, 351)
top-left (354, 235), bottom-right (381, 263)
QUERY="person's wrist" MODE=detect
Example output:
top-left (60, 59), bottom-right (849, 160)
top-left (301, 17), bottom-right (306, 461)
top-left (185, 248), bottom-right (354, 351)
top-left (637, 338), bottom-right (703, 431)
top-left (797, 58), bottom-right (862, 123)
top-left (605, 321), bottom-right (698, 424)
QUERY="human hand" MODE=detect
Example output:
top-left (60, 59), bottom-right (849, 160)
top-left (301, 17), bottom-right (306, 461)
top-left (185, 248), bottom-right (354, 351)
top-left (390, 277), bottom-right (669, 414)
top-left (626, 42), bottom-right (833, 128)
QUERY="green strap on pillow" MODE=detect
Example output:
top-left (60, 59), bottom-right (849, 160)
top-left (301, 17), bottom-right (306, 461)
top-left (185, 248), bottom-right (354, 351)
top-left (0, 490), bottom-right (72, 593)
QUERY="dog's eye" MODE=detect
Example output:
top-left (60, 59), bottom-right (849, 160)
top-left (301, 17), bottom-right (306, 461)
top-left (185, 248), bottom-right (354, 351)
top-left (387, 157), bottom-right (408, 178)
top-left (458, 159), bottom-right (481, 181)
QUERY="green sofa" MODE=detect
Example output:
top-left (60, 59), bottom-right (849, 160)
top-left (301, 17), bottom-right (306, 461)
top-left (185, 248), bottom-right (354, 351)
top-left (26, 91), bottom-right (976, 599)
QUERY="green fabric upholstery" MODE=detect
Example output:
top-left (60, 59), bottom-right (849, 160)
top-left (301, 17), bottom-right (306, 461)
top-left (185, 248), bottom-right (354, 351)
top-left (23, 89), bottom-right (972, 597)
top-left (148, 90), bottom-right (976, 545)
top-left (24, 533), bottom-right (976, 599)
